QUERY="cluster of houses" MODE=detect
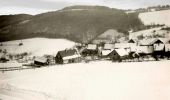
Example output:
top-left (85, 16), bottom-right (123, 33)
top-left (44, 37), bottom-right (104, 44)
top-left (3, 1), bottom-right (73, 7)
top-left (33, 38), bottom-right (170, 66)
top-left (1, 37), bottom-right (170, 67)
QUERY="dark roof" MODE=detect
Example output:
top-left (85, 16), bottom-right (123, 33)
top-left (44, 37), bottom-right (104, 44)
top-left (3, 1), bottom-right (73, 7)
top-left (57, 49), bottom-right (78, 57)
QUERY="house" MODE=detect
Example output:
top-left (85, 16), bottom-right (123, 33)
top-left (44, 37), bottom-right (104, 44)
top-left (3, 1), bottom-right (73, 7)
top-left (137, 39), bottom-right (156, 55)
top-left (34, 57), bottom-right (49, 66)
top-left (55, 49), bottom-right (81, 64)
top-left (100, 43), bottom-right (115, 58)
top-left (128, 38), bottom-right (139, 52)
top-left (109, 49), bottom-right (129, 62)
top-left (152, 38), bottom-right (166, 57)
top-left (81, 44), bottom-right (98, 56)
top-left (164, 39), bottom-right (170, 59)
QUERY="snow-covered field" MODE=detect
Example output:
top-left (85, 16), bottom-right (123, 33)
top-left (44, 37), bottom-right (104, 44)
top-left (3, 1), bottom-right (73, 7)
top-left (0, 38), bottom-right (76, 56)
top-left (139, 10), bottom-right (170, 26)
top-left (0, 60), bottom-right (170, 100)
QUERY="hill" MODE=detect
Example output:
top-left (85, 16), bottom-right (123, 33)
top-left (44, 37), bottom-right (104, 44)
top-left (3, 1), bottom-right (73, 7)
top-left (0, 5), bottom-right (144, 43)
top-left (0, 14), bottom-right (32, 28)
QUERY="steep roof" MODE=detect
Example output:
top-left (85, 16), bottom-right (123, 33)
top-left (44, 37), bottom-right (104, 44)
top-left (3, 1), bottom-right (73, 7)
top-left (158, 38), bottom-right (170, 44)
top-left (101, 49), bottom-right (113, 56)
top-left (139, 38), bottom-right (159, 46)
top-left (115, 49), bottom-right (129, 57)
top-left (115, 43), bottom-right (130, 49)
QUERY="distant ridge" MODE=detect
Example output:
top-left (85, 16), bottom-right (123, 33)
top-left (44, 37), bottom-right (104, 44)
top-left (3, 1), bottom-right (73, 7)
top-left (0, 5), bottom-right (144, 43)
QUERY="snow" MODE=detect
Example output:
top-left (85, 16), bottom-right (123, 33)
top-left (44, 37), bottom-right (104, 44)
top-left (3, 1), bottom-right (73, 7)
top-left (139, 10), bottom-right (170, 26)
top-left (129, 27), bottom-right (162, 39)
top-left (63, 54), bottom-right (81, 60)
top-left (0, 38), bottom-right (76, 56)
top-left (1, 61), bottom-right (170, 100)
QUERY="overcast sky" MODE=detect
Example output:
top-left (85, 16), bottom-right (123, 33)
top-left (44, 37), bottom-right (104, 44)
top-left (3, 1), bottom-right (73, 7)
top-left (0, 0), bottom-right (170, 15)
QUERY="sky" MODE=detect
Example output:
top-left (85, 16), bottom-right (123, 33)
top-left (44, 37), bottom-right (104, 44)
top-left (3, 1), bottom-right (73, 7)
top-left (0, 0), bottom-right (170, 15)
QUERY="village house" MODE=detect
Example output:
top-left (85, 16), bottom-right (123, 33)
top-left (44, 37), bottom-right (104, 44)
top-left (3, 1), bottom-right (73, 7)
top-left (55, 49), bottom-right (81, 64)
top-left (100, 43), bottom-right (115, 58)
top-left (137, 39), bottom-right (156, 55)
top-left (108, 49), bottom-right (129, 62)
top-left (81, 44), bottom-right (98, 56)
top-left (128, 38), bottom-right (139, 52)
top-left (152, 38), bottom-right (165, 57)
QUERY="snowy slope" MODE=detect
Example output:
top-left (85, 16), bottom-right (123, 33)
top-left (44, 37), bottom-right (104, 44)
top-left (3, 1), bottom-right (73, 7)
top-left (0, 61), bottom-right (170, 100)
top-left (139, 10), bottom-right (170, 26)
top-left (0, 38), bottom-right (76, 56)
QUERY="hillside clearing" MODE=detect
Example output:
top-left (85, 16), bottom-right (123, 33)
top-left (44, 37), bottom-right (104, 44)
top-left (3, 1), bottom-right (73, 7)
top-left (139, 10), bottom-right (170, 26)
top-left (0, 38), bottom-right (76, 56)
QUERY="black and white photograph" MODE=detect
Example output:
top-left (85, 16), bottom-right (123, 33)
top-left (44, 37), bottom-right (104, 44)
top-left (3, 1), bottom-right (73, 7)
top-left (0, 0), bottom-right (170, 100)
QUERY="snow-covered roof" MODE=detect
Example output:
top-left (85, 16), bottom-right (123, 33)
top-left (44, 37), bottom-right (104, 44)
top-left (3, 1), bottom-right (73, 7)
top-left (104, 44), bottom-right (114, 50)
top-left (34, 57), bottom-right (47, 63)
top-left (63, 54), bottom-right (81, 60)
top-left (158, 38), bottom-right (170, 44)
top-left (114, 43), bottom-right (130, 49)
top-left (139, 38), bottom-right (158, 46)
top-left (58, 49), bottom-right (79, 57)
top-left (101, 50), bottom-right (113, 56)
top-left (115, 49), bottom-right (129, 57)
top-left (87, 44), bottom-right (97, 50)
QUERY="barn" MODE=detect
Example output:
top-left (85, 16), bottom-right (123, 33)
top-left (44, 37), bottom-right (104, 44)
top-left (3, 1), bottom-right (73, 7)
top-left (34, 57), bottom-right (49, 66)
top-left (55, 49), bottom-right (81, 64)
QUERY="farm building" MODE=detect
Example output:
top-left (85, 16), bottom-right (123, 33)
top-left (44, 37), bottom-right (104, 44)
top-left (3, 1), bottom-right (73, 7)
top-left (55, 49), bottom-right (81, 64)
top-left (81, 44), bottom-right (98, 56)
top-left (34, 57), bottom-right (49, 66)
